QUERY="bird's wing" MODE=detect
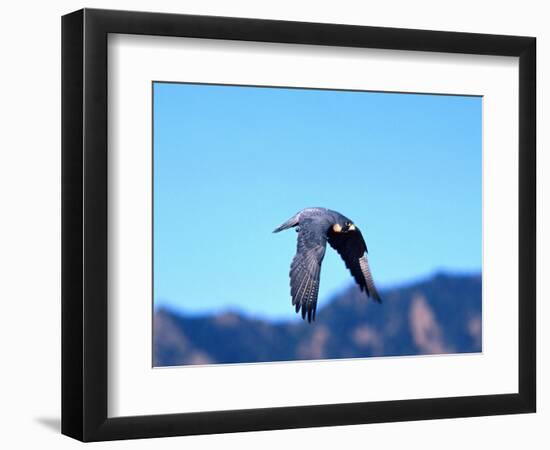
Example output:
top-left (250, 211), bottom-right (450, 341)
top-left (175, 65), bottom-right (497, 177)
top-left (327, 227), bottom-right (382, 302)
top-left (290, 218), bottom-right (327, 322)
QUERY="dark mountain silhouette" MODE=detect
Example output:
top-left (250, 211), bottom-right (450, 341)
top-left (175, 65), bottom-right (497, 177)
top-left (154, 272), bottom-right (481, 366)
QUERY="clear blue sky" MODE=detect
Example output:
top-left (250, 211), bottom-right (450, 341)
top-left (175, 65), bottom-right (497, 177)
top-left (153, 82), bottom-right (481, 319)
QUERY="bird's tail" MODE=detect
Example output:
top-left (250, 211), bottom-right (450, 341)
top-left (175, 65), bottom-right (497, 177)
top-left (273, 213), bottom-right (300, 233)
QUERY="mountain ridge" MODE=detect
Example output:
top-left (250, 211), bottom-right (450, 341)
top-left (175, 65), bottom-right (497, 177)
top-left (154, 272), bottom-right (482, 367)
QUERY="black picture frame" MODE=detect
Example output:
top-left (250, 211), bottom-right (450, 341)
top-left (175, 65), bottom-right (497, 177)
top-left (61, 8), bottom-right (536, 442)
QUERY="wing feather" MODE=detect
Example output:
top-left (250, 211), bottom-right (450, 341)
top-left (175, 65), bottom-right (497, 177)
top-left (328, 227), bottom-right (382, 303)
top-left (289, 219), bottom-right (327, 322)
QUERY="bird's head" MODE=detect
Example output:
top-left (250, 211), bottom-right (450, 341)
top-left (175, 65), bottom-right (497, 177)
top-left (332, 221), bottom-right (356, 233)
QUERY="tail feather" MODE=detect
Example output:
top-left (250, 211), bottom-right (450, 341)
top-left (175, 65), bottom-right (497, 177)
top-left (273, 214), bottom-right (300, 233)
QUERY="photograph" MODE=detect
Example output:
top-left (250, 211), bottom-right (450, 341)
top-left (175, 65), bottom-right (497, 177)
top-left (152, 82), bottom-right (482, 367)
top-left (0, 1), bottom-right (541, 447)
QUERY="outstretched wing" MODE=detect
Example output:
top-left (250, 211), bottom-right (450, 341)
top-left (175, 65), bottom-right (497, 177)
top-left (328, 227), bottom-right (381, 302)
top-left (290, 219), bottom-right (327, 322)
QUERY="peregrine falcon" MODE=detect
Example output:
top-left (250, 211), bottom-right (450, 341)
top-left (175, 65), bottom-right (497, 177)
top-left (273, 207), bottom-right (381, 322)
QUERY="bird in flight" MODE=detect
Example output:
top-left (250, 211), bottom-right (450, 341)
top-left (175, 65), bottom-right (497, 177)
top-left (273, 207), bottom-right (381, 322)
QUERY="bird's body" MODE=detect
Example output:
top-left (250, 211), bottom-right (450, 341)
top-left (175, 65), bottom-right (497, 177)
top-left (273, 207), bottom-right (381, 322)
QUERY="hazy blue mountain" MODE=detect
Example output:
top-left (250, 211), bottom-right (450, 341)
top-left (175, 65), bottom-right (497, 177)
top-left (154, 272), bottom-right (481, 366)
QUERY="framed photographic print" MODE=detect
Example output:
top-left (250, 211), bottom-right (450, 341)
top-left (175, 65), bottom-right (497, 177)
top-left (61, 8), bottom-right (536, 442)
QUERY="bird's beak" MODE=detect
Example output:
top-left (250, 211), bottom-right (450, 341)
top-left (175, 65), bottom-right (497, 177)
top-left (342, 224), bottom-right (355, 233)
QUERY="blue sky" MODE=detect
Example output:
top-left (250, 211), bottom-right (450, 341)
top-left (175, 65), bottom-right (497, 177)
top-left (153, 82), bottom-right (481, 319)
